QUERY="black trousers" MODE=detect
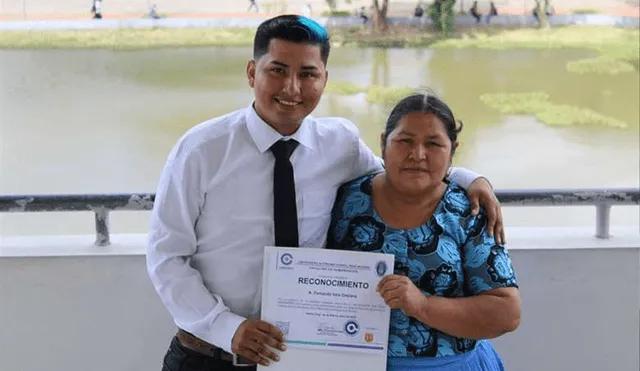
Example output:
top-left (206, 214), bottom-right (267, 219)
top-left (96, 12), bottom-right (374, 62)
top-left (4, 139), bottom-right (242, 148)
top-left (162, 336), bottom-right (257, 371)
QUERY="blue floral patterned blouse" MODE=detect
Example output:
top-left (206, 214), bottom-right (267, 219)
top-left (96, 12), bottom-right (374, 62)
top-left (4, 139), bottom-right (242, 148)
top-left (326, 173), bottom-right (519, 358)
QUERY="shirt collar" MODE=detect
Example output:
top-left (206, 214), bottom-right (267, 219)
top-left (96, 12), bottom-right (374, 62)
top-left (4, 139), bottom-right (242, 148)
top-left (245, 102), bottom-right (316, 153)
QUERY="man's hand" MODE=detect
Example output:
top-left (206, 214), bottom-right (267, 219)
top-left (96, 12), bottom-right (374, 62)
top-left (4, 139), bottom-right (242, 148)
top-left (231, 319), bottom-right (286, 366)
top-left (376, 275), bottom-right (427, 318)
top-left (467, 177), bottom-right (505, 244)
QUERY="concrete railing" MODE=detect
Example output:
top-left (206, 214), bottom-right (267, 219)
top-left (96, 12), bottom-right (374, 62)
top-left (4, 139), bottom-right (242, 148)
top-left (1, 188), bottom-right (638, 246)
top-left (1, 187), bottom-right (639, 371)
top-left (0, 229), bottom-right (638, 371)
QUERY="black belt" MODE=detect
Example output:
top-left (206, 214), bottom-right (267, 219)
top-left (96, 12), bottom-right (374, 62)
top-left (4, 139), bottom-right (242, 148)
top-left (176, 329), bottom-right (254, 366)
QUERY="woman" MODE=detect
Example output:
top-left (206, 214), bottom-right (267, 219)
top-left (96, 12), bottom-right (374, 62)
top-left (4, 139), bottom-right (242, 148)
top-left (326, 93), bottom-right (521, 370)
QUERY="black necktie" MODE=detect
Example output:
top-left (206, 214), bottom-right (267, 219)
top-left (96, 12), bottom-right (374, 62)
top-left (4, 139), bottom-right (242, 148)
top-left (270, 139), bottom-right (299, 247)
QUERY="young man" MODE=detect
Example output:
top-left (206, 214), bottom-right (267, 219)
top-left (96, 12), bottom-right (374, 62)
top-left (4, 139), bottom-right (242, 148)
top-left (147, 15), bottom-right (504, 371)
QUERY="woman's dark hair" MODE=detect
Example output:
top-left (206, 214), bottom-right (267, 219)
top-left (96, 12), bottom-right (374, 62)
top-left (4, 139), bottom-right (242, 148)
top-left (253, 15), bottom-right (331, 65)
top-left (383, 93), bottom-right (463, 153)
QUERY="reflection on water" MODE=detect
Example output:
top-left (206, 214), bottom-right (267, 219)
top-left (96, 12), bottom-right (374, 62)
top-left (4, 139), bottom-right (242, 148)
top-left (0, 47), bottom-right (638, 236)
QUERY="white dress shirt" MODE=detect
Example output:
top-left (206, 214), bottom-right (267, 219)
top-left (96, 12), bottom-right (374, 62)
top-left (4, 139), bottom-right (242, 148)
top-left (146, 103), bottom-right (481, 354)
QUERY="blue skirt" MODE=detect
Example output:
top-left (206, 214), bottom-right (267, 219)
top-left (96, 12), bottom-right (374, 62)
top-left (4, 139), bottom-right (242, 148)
top-left (387, 340), bottom-right (505, 371)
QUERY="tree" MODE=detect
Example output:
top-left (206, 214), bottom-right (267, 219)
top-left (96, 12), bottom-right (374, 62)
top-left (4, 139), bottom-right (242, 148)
top-left (371, 0), bottom-right (390, 32)
top-left (440, 0), bottom-right (456, 35)
top-left (371, 0), bottom-right (459, 33)
top-left (428, 0), bottom-right (456, 34)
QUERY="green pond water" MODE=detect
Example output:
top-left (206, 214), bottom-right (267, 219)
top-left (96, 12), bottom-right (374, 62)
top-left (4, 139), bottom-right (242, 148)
top-left (0, 46), bottom-right (638, 235)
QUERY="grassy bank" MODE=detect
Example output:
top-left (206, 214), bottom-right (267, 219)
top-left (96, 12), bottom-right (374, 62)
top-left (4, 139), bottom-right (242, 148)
top-left (0, 25), bottom-right (637, 57)
top-left (0, 26), bottom-right (451, 50)
top-left (1, 25), bottom-right (637, 74)
top-left (431, 26), bottom-right (639, 74)
top-left (0, 28), bottom-right (258, 50)
top-left (430, 26), bottom-right (638, 57)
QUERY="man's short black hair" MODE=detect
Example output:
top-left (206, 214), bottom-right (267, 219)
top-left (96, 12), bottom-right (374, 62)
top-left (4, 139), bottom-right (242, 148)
top-left (253, 14), bottom-right (331, 65)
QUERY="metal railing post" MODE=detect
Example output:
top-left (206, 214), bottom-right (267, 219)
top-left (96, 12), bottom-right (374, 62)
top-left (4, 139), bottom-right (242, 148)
top-left (94, 208), bottom-right (110, 246)
top-left (595, 203), bottom-right (612, 239)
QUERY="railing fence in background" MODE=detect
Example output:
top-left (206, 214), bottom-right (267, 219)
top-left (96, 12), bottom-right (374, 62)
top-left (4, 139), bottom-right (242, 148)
top-left (0, 188), bottom-right (638, 246)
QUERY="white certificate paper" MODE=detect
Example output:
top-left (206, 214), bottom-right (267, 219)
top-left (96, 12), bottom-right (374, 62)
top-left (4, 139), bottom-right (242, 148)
top-left (259, 246), bottom-right (394, 371)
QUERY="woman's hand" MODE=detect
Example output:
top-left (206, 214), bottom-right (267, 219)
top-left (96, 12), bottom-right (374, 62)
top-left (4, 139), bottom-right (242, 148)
top-left (376, 275), bottom-right (427, 318)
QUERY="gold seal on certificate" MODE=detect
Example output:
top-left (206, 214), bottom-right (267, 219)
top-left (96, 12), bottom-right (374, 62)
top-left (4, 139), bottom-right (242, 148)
top-left (259, 246), bottom-right (395, 371)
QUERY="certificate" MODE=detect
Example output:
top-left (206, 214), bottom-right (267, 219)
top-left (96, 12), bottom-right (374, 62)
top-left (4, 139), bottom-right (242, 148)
top-left (259, 246), bottom-right (394, 371)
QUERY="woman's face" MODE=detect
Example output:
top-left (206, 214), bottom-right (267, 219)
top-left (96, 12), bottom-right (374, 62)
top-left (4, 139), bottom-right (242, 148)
top-left (381, 112), bottom-right (458, 196)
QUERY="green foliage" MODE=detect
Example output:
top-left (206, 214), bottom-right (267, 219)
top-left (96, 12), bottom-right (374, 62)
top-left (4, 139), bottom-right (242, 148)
top-left (431, 26), bottom-right (638, 56)
top-left (480, 92), bottom-right (628, 128)
top-left (572, 8), bottom-right (601, 14)
top-left (321, 10), bottom-right (352, 17)
top-left (427, 0), bottom-right (456, 34)
top-left (427, 2), bottom-right (440, 29)
top-left (325, 0), bottom-right (338, 11)
top-left (327, 84), bottom-right (631, 126)
top-left (566, 56), bottom-right (635, 75)
top-left (442, 0), bottom-right (456, 35)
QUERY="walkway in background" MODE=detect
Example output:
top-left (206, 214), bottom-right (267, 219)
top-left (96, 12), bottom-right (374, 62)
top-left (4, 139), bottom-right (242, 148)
top-left (0, 0), bottom-right (638, 21)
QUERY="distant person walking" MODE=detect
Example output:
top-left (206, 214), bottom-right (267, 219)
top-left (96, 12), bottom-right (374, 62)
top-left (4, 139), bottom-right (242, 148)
top-left (149, 4), bottom-right (161, 19)
top-left (413, 3), bottom-right (425, 27)
top-left (91, 0), bottom-right (102, 19)
top-left (470, 1), bottom-right (482, 23)
top-left (486, 2), bottom-right (498, 23)
top-left (248, 0), bottom-right (259, 12)
top-left (359, 6), bottom-right (369, 25)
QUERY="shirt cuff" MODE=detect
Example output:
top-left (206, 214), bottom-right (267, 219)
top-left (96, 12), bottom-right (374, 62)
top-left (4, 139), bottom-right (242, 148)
top-left (448, 167), bottom-right (482, 190)
top-left (207, 311), bottom-right (247, 354)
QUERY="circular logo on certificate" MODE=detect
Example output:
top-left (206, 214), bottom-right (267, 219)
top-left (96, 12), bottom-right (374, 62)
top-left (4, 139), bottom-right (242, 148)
top-left (375, 261), bottom-right (388, 276)
top-left (344, 320), bottom-right (360, 336)
top-left (280, 253), bottom-right (293, 265)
